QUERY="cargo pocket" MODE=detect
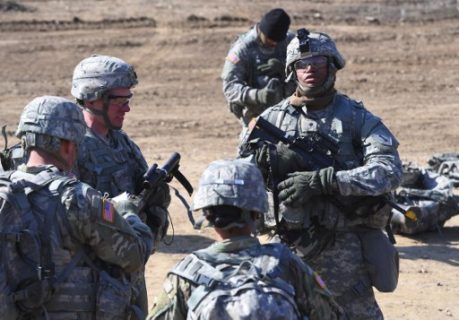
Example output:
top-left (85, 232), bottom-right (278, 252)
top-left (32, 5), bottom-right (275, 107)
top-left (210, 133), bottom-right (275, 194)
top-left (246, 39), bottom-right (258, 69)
top-left (358, 228), bottom-right (399, 292)
top-left (96, 271), bottom-right (132, 319)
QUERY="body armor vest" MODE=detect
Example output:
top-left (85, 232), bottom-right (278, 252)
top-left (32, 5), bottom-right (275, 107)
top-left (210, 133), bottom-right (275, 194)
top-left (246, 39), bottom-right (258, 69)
top-left (77, 129), bottom-right (147, 197)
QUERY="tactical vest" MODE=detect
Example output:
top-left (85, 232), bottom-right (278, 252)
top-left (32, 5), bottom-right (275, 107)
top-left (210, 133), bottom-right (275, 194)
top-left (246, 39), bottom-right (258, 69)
top-left (0, 168), bottom-right (97, 319)
top-left (77, 129), bottom-right (147, 197)
top-left (263, 94), bottom-right (391, 230)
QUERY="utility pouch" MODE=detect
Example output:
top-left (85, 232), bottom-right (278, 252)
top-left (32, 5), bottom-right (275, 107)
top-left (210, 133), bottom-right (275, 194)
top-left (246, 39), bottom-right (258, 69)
top-left (15, 279), bottom-right (53, 314)
top-left (96, 271), bottom-right (132, 320)
top-left (358, 228), bottom-right (399, 292)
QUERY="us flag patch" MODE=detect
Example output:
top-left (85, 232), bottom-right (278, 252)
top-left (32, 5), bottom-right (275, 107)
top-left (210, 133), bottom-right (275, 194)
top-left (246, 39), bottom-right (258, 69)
top-left (102, 199), bottom-right (115, 224)
top-left (226, 53), bottom-right (240, 64)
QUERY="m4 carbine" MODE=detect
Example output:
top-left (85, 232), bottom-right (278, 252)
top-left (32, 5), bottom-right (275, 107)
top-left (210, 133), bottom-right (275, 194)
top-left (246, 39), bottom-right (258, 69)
top-left (137, 152), bottom-right (194, 226)
top-left (242, 117), bottom-right (417, 231)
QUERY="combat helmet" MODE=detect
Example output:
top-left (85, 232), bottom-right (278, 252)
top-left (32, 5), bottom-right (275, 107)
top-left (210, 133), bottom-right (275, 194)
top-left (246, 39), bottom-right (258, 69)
top-left (286, 28), bottom-right (345, 81)
top-left (16, 96), bottom-right (85, 167)
top-left (16, 96), bottom-right (85, 144)
top-left (192, 159), bottom-right (268, 214)
top-left (71, 55), bottom-right (137, 102)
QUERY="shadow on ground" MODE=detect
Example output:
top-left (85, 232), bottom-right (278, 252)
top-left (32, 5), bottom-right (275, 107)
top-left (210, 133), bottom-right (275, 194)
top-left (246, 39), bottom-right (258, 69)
top-left (396, 225), bottom-right (459, 267)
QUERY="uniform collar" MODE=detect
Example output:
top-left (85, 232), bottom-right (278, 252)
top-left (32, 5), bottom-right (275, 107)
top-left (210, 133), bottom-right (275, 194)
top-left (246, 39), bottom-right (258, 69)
top-left (206, 235), bottom-right (260, 253)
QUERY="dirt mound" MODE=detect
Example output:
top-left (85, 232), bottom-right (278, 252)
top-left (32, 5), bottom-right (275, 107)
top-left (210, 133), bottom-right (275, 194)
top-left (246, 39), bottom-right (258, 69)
top-left (0, 16), bottom-right (156, 32)
top-left (0, 0), bottom-right (33, 12)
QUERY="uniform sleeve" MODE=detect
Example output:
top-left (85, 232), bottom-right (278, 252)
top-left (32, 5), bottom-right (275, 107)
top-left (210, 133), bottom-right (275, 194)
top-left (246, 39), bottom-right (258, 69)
top-left (221, 42), bottom-right (256, 107)
top-left (335, 110), bottom-right (403, 196)
top-left (288, 253), bottom-right (345, 320)
top-left (62, 183), bottom-right (154, 273)
top-left (147, 274), bottom-right (191, 320)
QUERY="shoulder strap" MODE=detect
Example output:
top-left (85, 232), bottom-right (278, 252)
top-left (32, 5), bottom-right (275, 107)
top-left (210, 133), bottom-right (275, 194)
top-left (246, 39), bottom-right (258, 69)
top-left (169, 254), bottom-right (225, 287)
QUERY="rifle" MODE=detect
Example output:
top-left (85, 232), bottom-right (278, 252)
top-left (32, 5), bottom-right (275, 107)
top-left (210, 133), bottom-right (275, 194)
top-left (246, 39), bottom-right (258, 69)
top-left (243, 116), bottom-right (417, 239)
top-left (137, 152), bottom-right (195, 227)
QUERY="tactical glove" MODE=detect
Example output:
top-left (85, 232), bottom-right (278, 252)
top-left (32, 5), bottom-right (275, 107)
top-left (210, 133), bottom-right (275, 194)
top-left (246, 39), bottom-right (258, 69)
top-left (256, 78), bottom-right (283, 106)
top-left (254, 142), bottom-right (305, 180)
top-left (144, 181), bottom-right (171, 239)
top-left (145, 206), bottom-right (169, 241)
top-left (257, 58), bottom-right (285, 78)
top-left (277, 167), bottom-right (335, 208)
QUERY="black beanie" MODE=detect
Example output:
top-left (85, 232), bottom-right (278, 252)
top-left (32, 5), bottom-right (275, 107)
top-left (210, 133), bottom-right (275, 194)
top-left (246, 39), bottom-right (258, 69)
top-left (259, 8), bottom-right (291, 42)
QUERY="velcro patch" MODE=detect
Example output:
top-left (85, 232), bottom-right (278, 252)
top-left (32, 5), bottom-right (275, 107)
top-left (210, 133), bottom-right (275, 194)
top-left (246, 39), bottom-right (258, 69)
top-left (226, 53), bottom-right (240, 64)
top-left (101, 199), bottom-right (115, 224)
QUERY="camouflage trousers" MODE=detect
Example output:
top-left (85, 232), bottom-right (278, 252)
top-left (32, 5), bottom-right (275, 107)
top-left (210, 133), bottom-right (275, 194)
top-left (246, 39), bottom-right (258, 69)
top-left (304, 231), bottom-right (384, 320)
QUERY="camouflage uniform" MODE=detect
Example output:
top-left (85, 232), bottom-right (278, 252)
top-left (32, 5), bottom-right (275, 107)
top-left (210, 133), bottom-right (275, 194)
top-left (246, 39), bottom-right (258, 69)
top-left (243, 31), bottom-right (403, 319)
top-left (76, 129), bottom-right (147, 197)
top-left (0, 96), bottom-right (154, 319)
top-left (147, 236), bottom-right (343, 320)
top-left (72, 55), bottom-right (171, 315)
top-left (391, 163), bottom-right (459, 234)
top-left (221, 26), bottom-right (295, 130)
top-left (148, 159), bottom-right (344, 320)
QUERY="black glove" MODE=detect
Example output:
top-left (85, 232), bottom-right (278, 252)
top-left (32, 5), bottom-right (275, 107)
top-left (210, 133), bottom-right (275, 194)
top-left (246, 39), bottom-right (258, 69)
top-left (145, 206), bottom-right (169, 241)
top-left (256, 78), bottom-right (283, 106)
top-left (277, 167), bottom-right (335, 208)
top-left (144, 181), bottom-right (171, 239)
top-left (254, 142), bottom-right (305, 180)
top-left (257, 58), bottom-right (285, 78)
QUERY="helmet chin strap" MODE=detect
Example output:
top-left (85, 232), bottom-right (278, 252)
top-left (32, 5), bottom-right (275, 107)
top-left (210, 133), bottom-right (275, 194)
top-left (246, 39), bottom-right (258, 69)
top-left (83, 94), bottom-right (120, 130)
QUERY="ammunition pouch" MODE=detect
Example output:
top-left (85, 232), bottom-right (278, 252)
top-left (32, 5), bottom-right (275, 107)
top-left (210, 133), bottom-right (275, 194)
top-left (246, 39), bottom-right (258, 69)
top-left (357, 228), bottom-right (399, 292)
top-left (96, 271), bottom-right (133, 320)
top-left (287, 222), bottom-right (334, 261)
top-left (14, 279), bottom-right (53, 314)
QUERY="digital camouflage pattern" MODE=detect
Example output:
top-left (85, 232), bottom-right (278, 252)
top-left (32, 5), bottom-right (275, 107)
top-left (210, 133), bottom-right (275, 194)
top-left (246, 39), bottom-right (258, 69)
top-left (71, 55), bottom-right (138, 101)
top-left (15, 96), bottom-right (86, 143)
top-left (244, 90), bottom-right (402, 317)
top-left (0, 165), bottom-right (153, 319)
top-left (76, 127), bottom-right (164, 315)
top-left (147, 236), bottom-right (344, 320)
top-left (221, 26), bottom-right (295, 127)
top-left (192, 159), bottom-right (268, 214)
top-left (391, 163), bottom-right (459, 234)
top-left (76, 129), bottom-right (148, 197)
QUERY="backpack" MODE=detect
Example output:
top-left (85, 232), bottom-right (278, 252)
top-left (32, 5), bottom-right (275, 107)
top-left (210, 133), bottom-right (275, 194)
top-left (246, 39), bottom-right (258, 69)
top-left (391, 163), bottom-right (459, 234)
top-left (170, 244), bottom-right (303, 320)
top-left (0, 170), bottom-right (81, 319)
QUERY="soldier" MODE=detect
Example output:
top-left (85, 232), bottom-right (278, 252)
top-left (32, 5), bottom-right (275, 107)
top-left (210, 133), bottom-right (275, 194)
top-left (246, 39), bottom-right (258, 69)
top-left (221, 8), bottom-right (295, 137)
top-left (0, 96), bottom-right (153, 319)
top-left (71, 55), bottom-right (171, 315)
top-left (242, 29), bottom-right (403, 319)
top-left (147, 159), bottom-right (344, 320)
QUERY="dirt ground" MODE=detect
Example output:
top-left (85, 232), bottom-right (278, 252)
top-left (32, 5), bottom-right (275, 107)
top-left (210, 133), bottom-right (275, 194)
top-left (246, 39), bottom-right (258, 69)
top-left (1, 0), bottom-right (458, 318)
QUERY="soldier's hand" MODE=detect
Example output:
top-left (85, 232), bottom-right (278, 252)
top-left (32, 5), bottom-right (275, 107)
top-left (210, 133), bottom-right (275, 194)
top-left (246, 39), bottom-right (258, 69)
top-left (257, 58), bottom-right (285, 78)
top-left (277, 167), bottom-right (335, 207)
top-left (112, 192), bottom-right (141, 215)
top-left (254, 142), bottom-right (305, 180)
top-left (256, 78), bottom-right (283, 106)
top-left (276, 142), bottom-right (306, 179)
top-left (145, 206), bottom-right (169, 241)
top-left (147, 181), bottom-right (171, 209)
